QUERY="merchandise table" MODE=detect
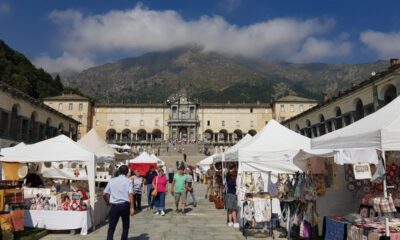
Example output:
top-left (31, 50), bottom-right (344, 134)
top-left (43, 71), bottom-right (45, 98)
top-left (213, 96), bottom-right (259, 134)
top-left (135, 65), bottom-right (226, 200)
top-left (24, 210), bottom-right (92, 235)
top-left (323, 216), bottom-right (400, 240)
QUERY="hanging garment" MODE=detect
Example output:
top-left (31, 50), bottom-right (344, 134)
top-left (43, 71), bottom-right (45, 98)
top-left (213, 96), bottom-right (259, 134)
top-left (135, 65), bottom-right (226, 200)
top-left (253, 199), bottom-right (266, 223)
top-left (2, 163), bottom-right (24, 180)
top-left (255, 174), bottom-right (264, 193)
top-left (264, 200), bottom-right (272, 222)
top-left (243, 201), bottom-right (254, 222)
top-left (294, 176), bottom-right (303, 199)
top-left (267, 173), bottom-right (278, 197)
top-left (312, 175), bottom-right (326, 196)
top-left (308, 157), bottom-right (327, 174)
top-left (244, 172), bottom-right (256, 193)
top-left (271, 198), bottom-right (282, 217)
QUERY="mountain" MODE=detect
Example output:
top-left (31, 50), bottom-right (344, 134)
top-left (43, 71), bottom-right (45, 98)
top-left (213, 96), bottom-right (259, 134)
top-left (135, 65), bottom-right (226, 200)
top-left (62, 47), bottom-right (317, 103)
top-left (0, 40), bottom-right (88, 100)
top-left (62, 47), bottom-right (389, 103)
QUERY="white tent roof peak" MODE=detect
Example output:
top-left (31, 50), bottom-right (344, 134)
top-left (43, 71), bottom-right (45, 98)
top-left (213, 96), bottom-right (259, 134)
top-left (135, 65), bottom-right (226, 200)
top-left (128, 152), bottom-right (157, 164)
top-left (312, 95), bottom-right (400, 150)
top-left (78, 128), bottom-right (117, 159)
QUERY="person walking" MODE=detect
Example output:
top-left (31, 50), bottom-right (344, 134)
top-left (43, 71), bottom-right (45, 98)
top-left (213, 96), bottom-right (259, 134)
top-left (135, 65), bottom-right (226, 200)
top-left (153, 168), bottom-right (168, 216)
top-left (205, 164), bottom-right (216, 198)
top-left (171, 165), bottom-right (188, 215)
top-left (226, 167), bottom-right (239, 228)
top-left (130, 170), bottom-right (144, 212)
top-left (185, 169), bottom-right (197, 207)
top-left (144, 166), bottom-right (158, 210)
top-left (103, 165), bottom-right (134, 240)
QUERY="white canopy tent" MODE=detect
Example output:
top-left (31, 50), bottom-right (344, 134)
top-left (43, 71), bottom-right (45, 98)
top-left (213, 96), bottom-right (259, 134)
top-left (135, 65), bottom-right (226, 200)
top-left (238, 120), bottom-right (307, 175)
top-left (197, 154), bottom-right (217, 172)
top-left (121, 144), bottom-right (131, 150)
top-left (213, 134), bottom-right (253, 163)
top-left (127, 152), bottom-right (157, 164)
top-left (78, 129), bottom-right (116, 162)
top-left (0, 135), bottom-right (98, 219)
top-left (312, 95), bottom-right (400, 151)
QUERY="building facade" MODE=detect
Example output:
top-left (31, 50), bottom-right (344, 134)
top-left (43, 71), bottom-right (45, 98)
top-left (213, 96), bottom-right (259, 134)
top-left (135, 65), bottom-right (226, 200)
top-left (283, 60), bottom-right (400, 138)
top-left (0, 83), bottom-right (79, 148)
top-left (44, 91), bottom-right (316, 145)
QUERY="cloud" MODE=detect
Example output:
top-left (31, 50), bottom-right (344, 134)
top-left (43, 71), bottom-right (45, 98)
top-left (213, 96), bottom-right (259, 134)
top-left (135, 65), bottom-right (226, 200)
top-left (0, 3), bottom-right (10, 15)
top-left (36, 5), bottom-right (351, 72)
top-left (360, 30), bottom-right (400, 58)
top-left (33, 52), bottom-right (95, 73)
top-left (219, 0), bottom-right (241, 12)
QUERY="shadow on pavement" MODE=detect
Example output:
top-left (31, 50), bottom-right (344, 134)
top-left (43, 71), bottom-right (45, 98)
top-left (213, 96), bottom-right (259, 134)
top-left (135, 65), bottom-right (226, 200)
top-left (128, 233), bottom-right (150, 240)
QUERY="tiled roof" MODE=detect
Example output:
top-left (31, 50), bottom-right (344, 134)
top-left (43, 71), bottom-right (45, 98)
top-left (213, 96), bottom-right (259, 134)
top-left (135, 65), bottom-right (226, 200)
top-left (274, 95), bottom-right (318, 103)
top-left (44, 94), bottom-right (90, 101)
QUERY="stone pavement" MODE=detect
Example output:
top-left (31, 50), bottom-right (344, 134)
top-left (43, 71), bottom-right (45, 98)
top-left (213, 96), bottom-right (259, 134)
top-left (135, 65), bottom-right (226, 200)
top-left (43, 183), bottom-right (251, 240)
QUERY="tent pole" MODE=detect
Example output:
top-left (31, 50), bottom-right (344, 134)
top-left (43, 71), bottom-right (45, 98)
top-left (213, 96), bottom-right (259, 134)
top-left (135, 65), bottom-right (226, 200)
top-left (381, 150), bottom-right (390, 237)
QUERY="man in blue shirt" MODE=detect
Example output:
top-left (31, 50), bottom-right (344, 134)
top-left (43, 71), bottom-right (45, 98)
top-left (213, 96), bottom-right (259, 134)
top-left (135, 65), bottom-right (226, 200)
top-left (144, 166), bottom-right (158, 210)
top-left (103, 165), bottom-right (134, 240)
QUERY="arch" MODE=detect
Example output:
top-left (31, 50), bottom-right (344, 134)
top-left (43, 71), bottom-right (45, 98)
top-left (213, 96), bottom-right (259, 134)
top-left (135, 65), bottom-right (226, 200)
top-left (137, 129), bottom-right (147, 141)
top-left (318, 114), bottom-right (326, 136)
top-left (10, 104), bottom-right (21, 139)
top-left (248, 129), bottom-right (257, 136)
top-left (218, 129), bottom-right (228, 141)
top-left (204, 129), bottom-right (213, 141)
top-left (295, 124), bottom-right (300, 132)
top-left (353, 98), bottom-right (364, 121)
top-left (45, 118), bottom-right (52, 138)
top-left (106, 128), bottom-right (116, 141)
top-left (305, 119), bottom-right (312, 138)
top-left (29, 111), bottom-right (39, 141)
top-left (233, 129), bottom-right (243, 140)
top-left (121, 129), bottom-right (131, 141)
top-left (152, 129), bottom-right (162, 140)
top-left (382, 84), bottom-right (397, 105)
top-left (334, 107), bottom-right (343, 129)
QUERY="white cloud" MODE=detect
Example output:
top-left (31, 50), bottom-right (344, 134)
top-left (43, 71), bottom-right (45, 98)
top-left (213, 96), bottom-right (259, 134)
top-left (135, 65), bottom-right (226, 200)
top-left (219, 0), bottom-right (241, 12)
top-left (0, 3), bottom-right (10, 15)
top-left (33, 52), bottom-right (95, 73)
top-left (36, 5), bottom-right (351, 72)
top-left (360, 30), bottom-right (400, 58)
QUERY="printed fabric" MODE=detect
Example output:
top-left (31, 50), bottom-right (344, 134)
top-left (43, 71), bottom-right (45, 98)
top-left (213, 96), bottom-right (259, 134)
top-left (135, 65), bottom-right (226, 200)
top-left (267, 174), bottom-right (278, 197)
top-left (325, 217), bottom-right (346, 240)
top-left (253, 199), bottom-right (272, 223)
top-left (347, 225), bottom-right (363, 240)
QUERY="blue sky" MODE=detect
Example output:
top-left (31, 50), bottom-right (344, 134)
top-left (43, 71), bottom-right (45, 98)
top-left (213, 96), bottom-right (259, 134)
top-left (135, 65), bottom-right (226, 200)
top-left (1, 0), bottom-right (400, 73)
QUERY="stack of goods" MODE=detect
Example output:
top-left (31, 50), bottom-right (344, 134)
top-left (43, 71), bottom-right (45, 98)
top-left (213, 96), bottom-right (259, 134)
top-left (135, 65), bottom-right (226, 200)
top-left (0, 183), bottom-right (25, 238)
top-left (23, 187), bottom-right (89, 211)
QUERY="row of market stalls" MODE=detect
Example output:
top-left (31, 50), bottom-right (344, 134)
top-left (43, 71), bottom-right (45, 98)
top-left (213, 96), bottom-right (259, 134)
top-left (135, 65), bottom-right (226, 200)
top-left (198, 95), bottom-right (400, 239)
top-left (0, 128), bottom-right (166, 237)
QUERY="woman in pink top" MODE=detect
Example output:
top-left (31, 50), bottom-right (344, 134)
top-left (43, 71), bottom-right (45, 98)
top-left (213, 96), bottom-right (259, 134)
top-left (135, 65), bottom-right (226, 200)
top-left (153, 168), bottom-right (168, 216)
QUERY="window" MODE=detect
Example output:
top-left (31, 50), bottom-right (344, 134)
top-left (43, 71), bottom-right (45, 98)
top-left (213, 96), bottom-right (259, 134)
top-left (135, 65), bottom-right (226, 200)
top-left (79, 103), bottom-right (83, 111)
top-left (236, 120), bottom-right (240, 127)
top-left (58, 103), bottom-right (63, 110)
top-left (140, 120), bottom-right (144, 126)
top-left (172, 106), bottom-right (177, 113)
top-left (207, 120), bottom-right (210, 126)
top-left (125, 120), bottom-right (129, 126)
top-left (155, 120), bottom-right (159, 126)
top-left (190, 107), bottom-right (194, 114)
top-left (222, 121), bottom-right (225, 127)
top-left (300, 104), bottom-right (304, 112)
top-left (265, 121), bottom-right (268, 125)
top-left (290, 104), bottom-right (294, 112)
top-left (140, 108), bottom-right (144, 113)
top-left (250, 120), bottom-right (254, 127)
top-left (250, 108), bottom-right (253, 113)
top-left (68, 103), bottom-right (73, 111)
top-left (110, 120), bottom-right (114, 126)
top-left (96, 120), bottom-right (100, 126)
top-left (280, 104), bottom-right (285, 112)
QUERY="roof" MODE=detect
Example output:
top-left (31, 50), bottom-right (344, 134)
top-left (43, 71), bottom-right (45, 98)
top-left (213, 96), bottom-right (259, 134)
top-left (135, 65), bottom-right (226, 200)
top-left (95, 102), bottom-right (270, 108)
top-left (0, 82), bottom-right (79, 124)
top-left (282, 64), bottom-right (400, 125)
top-left (274, 95), bottom-right (318, 103)
top-left (44, 94), bottom-right (90, 101)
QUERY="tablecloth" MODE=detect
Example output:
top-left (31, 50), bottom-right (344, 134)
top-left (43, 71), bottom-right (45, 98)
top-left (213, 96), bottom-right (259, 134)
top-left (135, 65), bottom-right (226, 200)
top-left (24, 210), bottom-right (92, 235)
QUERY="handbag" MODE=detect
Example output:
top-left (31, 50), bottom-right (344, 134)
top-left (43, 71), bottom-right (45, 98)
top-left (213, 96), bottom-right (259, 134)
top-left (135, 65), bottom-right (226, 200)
top-left (151, 177), bottom-right (158, 197)
top-left (214, 195), bottom-right (224, 209)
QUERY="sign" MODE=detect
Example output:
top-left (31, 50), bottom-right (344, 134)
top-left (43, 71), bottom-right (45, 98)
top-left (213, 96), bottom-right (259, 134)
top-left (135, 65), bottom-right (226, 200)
top-left (353, 163), bottom-right (372, 180)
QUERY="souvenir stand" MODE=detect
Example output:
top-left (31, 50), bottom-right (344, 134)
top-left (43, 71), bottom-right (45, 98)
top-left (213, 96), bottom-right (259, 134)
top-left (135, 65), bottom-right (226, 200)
top-left (237, 120), bottom-right (308, 238)
top-left (0, 135), bottom-right (109, 235)
top-left (309, 95), bottom-right (400, 239)
top-left (127, 152), bottom-right (158, 176)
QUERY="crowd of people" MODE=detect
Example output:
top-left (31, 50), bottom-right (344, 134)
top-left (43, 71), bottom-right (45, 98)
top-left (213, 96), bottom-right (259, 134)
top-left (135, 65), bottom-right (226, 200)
top-left (104, 163), bottom-right (199, 240)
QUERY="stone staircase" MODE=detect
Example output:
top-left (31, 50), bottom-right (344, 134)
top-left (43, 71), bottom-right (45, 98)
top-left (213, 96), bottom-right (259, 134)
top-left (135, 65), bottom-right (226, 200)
top-left (158, 142), bottom-right (208, 168)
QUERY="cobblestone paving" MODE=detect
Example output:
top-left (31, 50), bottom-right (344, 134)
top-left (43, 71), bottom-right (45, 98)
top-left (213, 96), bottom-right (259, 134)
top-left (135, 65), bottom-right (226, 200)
top-left (42, 183), bottom-right (255, 240)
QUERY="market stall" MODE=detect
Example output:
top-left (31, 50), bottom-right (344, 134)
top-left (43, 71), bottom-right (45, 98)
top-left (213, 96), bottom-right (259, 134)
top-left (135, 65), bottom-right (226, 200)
top-left (197, 154), bottom-right (217, 173)
top-left (127, 152), bottom-right (157, 176)
top-left (0, 135), bottom-right (105, 235)
top-left (305, 95), bottom-right (400, 238)
top-left (213, 134), bottom-right (253, 164)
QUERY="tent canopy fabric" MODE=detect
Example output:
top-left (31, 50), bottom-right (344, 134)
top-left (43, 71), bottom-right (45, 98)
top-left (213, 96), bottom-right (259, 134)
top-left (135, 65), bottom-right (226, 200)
top-left (311, 95), bottom-right (400, 151)
top-left (122, 144), bottom-right (131, 150)
top-left (127, 152), bottom-right (157, 164)
top-left (78, 129), bottom-right (116, 161)
top-left (237, 120), bottom-right (308, 174)
top-left (213, 134), bottom-right (253, 163)
top-left (293, 148), bottom-right (379, 171)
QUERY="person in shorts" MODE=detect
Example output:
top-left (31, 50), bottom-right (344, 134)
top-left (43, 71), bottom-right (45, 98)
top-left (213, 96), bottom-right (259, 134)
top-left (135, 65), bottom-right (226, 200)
top-left (205, 164), bottom-right (216, 198)
top-left (226, 166), bottom-right (239, 228)
top-left (171, 165), bottom-right (188, 215)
